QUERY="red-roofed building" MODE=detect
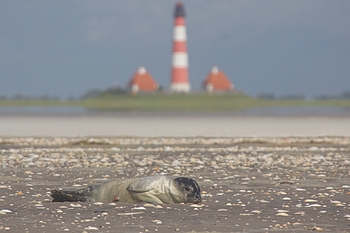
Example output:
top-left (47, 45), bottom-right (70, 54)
top-left (128, 66), bottom-right (159, 94)
top-left (203, 66), bottom-right (234, 92)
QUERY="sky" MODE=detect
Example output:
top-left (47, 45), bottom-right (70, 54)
top-left (1, 0), bottom-right (350, 99)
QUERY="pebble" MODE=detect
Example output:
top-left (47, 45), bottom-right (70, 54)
top-left (152, 220), bottom-right (162, 224)
top-left (84, 226), bottom-right (99, 230)
top-left (251, 210), bottom-right (262, 214)
top-left (190, 204), bottom-right (205, 208)
top-left (93, 202), bottom-right (104, 206)
top-left (0, 209), bottom-right (12, 214)
top-left (143, 203), bottom-right (156, 208)
top-left (307, 204), bottom-right (322, 207)
top-left (294, 211), bottom-right (306, 216)
top-left (217, 209), bottom-right (228, 212)
top-left (305, 199), bottom-right (318, 203)
top-left (118, 212), bottom-right (143, 216)
top-left (330, 200), bottom-right (342, 204)
top-left (276, 210), bottom-right (289, 213)
top-left (276, 212), bottom-right (289, 216)
top-left (70, 203), bottom-right (82, 208)
top-left (308, 226), bottom-right (324, 231)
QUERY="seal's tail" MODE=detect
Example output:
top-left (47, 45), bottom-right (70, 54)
top-left (50, 190), bottom-right (88, 202)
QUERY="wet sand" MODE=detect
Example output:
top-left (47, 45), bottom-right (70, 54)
top-left (1, 114), bottom-right (350, 232)
top-left (1, 114), bottom-right (350, 137)
top-left (1, 137), bottom-right (350, 232)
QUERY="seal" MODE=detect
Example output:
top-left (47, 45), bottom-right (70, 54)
top-left (50, 176), bottom-right (201, 204)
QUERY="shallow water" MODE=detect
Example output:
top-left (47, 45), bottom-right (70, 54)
top-left (0, 106), bottom-right (87, 115)
top-left (0, 106), bottom-right (350, 117)
top-left (244, 106), bottom-right (350, 117)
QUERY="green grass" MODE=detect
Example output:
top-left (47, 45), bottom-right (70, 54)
top-left (1, 93), bottom-right (350, 112)
top-left (79, 93), bottom-right (257, 111)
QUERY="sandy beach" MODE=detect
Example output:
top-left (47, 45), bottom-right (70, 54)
top-left (1, 113), bottom-right (350, 232)
top-left (1, 136), bottom-right (350, 232)
top-left (1, 114), bottom-right (350, 137)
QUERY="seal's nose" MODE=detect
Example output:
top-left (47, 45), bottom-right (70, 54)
top-left (195, 193), bottom-right (201, 203)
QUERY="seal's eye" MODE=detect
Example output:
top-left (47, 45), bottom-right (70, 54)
top-left (185, 187), bottom-right (191, 192)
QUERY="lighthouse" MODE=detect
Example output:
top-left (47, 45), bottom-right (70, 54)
top-left (170, 2), bottom-right (190, 92)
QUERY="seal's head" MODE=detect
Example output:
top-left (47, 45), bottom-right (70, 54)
top-left (174, 177), bottom-right (201, 204)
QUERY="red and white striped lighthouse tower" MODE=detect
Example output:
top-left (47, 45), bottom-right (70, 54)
top-left (170, 2), bottom-right (190, 92)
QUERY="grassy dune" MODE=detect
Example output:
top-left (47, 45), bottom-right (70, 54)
top-left (1, 93), bottom-right (350, 111)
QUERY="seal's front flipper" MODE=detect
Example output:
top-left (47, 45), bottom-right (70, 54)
top-left (50, 190), bottom-right (88, 202)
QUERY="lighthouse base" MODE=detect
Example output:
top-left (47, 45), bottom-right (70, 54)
top-left (170, 83), bottom-right (191, 93)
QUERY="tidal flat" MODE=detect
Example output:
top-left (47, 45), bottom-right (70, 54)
top-left (1, 137), bottom-right (350, 232)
